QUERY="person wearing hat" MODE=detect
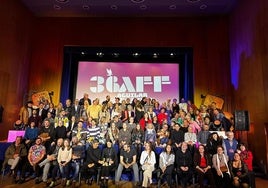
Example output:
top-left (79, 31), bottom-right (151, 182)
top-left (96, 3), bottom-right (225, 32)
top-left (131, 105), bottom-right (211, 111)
top-left (19, 101), bottom-right (33, 127)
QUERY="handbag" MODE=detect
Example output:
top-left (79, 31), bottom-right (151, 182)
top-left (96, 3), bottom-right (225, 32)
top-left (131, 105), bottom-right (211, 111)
top-left (142, 164), bottom-right (149, 171)
top-left (220, 165), bottom-right (228, 172)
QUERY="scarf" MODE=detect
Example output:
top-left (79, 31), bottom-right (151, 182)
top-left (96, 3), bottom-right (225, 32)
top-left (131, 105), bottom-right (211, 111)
top-left (216, 154), bottom-right (230, 177)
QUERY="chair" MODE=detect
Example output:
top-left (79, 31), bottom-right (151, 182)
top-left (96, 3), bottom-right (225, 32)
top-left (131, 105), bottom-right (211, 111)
top-left (1, 164), bottom-right (11, 184)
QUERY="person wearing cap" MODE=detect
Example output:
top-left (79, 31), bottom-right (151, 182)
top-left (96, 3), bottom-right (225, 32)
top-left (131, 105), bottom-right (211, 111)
top-left (19, 101), bottom-right (33, 127)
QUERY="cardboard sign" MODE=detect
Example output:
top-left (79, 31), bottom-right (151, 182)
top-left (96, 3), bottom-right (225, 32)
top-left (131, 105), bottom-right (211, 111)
top-left (7, 130), bottom-right (25, 142)
top-left (31, 91), bottom-right (51, 106)
top-left (203, 94), bottom-right (224, 110)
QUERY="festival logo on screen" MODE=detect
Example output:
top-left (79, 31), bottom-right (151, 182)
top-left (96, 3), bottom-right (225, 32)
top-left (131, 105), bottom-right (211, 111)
top-left (89, 69), bottom-right (171, 99)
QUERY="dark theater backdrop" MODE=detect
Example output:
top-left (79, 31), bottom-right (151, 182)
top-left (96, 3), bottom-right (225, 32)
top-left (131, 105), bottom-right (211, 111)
top-left (0, 0), bottom-right (268, 174)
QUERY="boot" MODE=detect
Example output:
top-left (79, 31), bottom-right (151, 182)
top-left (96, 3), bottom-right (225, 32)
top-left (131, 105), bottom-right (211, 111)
top-left (61, 178), bottom-right (67, 187)
top-left (104, 179), bottom-right (109, 188)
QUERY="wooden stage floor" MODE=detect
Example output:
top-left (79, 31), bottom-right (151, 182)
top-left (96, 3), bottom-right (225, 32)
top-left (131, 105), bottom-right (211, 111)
top-left (1, 176), bottom-right (268, 188)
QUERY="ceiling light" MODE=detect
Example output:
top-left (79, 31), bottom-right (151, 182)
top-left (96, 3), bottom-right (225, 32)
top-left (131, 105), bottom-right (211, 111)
top-left (83, 5), bottom-right (90, 10)
top-left (133, 53), bottom-right (140, 57)
top-left (200, 4), bottom-right (208, 10)
top-left (96, 52), bottom-right (104, 57)
top-left (153, 53), bottom-right (159, 58)
top-left (111, 5), bottom-right (118, 10)
top-left (170, 53), bottom-right (176, 57)
top-left (131, 0), bottom-right (145, 3)
top-left (140, 5), bottom-right (147, 10)
top-left (113, 53), bottom-right (119, 58)
top-left (55, 0), bottom-right (69, 3)
top-left (53, 4), bottom-right (61, 10)
top-left (187, 0), bottom-right (201, 3)
top-left (169, 5), bottom-right (177, 10)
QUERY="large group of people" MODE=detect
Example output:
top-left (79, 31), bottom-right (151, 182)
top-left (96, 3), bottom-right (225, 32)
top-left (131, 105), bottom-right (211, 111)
top-left (1, 94), bottom-right (254, 188)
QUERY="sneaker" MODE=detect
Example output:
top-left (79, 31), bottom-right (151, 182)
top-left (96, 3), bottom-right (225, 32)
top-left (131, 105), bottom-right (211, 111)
top-left (17, 178), bottom-right (25, 184)
top-left (66, 180), bottom-right (71, 186)
top-left (49, 181), bottom-right (55, 187)
top-left (35, 177), bottom-right (42, 184)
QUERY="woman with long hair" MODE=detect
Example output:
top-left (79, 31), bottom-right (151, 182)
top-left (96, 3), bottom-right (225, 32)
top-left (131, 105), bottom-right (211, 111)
top-left (140, 142), bottom-right (156, 188)
top-left (194, 144), bottom-right (216, 188)
top-left (100, 140), bottom-right (118, 188)
top-left (206, 132), bottom-right (223, 156)
top-left (159, 144), bottom-right (175, 187)
top-left (106, 122), bottom-right (119, 145)
top-left (131, 123), bottom-right (144, 162)
top-left (229, 152), bottom-right (249, 188)
top-left (212, 145), bottom-right (231, 188)
top-left (57, 138), bottom-right (72, 186)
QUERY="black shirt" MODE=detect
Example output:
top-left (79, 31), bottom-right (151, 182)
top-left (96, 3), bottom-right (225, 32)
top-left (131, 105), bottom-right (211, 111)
top-left (120, 148), bottom-right (137, 164)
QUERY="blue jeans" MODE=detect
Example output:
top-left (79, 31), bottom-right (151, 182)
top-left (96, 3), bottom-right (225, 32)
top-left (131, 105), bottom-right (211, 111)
top-left (115, 163), bottom-right (139, 182)
top-left (59, 162), bottom-right (70, 179)
top-left (71, 161), bottom-right (81, 181)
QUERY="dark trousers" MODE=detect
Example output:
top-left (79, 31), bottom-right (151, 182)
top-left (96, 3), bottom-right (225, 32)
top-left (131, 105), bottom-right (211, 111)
top-left (50, 164), bottom-right (59, 181)
top-left (101, 164), bottom-right (116, 178)
top-left (161, 165), bottom-right (174, 186)
top-left (196, 168), bottom-right (216, 188)
top-left (177, 168), bottom-right (193, 188)
top-left (81, 164), bottom-right (99, 179)
top-left (215, 172), bottom-right (232, 188)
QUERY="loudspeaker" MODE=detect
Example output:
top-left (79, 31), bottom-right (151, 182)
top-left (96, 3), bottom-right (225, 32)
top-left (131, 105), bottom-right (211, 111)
top-left (234, 110), bottom-right (249, 131)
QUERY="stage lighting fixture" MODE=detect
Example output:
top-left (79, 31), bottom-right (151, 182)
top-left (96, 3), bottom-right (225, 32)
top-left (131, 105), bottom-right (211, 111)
top-left (170, 53), bottom-right (175, 57)
top-left (113, 53), bottom-right (119, 58)
top-left (153, 53), bottom-right (158, 58)
top-left (96, 52), bottom-right (104, 57)
top-left (133, 52), bottom-right (140, 57)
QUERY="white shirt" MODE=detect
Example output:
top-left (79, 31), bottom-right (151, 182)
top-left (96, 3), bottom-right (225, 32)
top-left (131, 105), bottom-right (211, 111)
top-left (140, 150), bottom-right (156, 170)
